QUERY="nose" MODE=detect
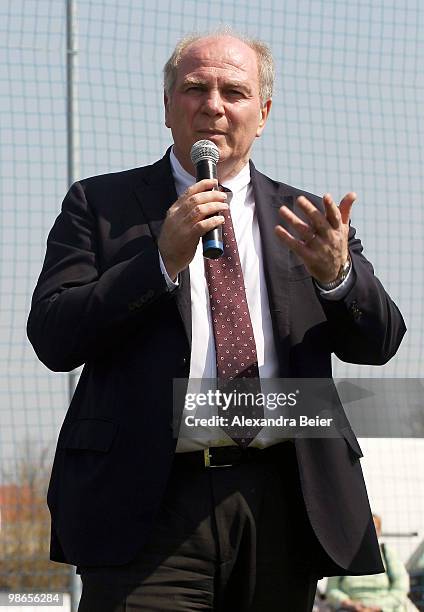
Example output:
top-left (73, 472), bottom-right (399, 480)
top-left (202, 89), bottom-right (224, 116)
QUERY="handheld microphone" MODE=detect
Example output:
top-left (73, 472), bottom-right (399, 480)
top-left (190, 139), bottom-right (224, 259)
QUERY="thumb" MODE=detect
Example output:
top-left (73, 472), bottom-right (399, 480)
top-left (339, 192), bottom-right (356, 225)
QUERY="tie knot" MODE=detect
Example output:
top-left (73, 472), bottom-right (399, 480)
top-left (219, 185), bottom-right (233, 203)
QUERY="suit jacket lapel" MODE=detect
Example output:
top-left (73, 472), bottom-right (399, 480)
top-left (134, 150), bottom-right (192, 346)
top-left (250, 162), bottom-right (294, 376)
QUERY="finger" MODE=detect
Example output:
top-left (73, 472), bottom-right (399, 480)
top-left (274, 224), bottom-right (317, 258)
top-left (181, 188), bottom-right (228, 213)
top-left (296, 195), bottom-right (331, 235)
top-left (323, 193), bottom-right (341, 229)
top-left (278, 205), bottom-right (316, 242)
top-left (339, 191), bottom-right (356, 225)
top-left (186, 201), bottom-right (229, 223)
top-left (185, 178), bottom-right (219, 195)
top-left (194, 214), bottom-right (226, 239)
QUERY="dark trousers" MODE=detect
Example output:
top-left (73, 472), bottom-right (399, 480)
top-left (78, 442), bottom-right (332, 611)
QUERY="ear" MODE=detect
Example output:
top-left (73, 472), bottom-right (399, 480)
top-left (164, 92), bottom-right (171, 128)
top-left (256, 99), bottom-right (272, 137)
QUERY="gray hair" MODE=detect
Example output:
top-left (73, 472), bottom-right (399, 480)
top-left (163, 27), bottom-right (275, 106)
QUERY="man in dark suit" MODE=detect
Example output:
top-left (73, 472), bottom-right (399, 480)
top-left (27, 31), bottom-right (406, 611)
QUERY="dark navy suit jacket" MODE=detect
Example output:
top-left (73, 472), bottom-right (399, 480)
top-left (27, 149), bottom-right (406, 575)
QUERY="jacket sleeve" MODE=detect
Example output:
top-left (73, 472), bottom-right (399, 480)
top-left (27, 181), bottom-right (172, 372)
top-left (318, 224), bottom-right (407, 365)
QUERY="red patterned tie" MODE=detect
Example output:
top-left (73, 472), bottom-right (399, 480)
top-left (204, 188), bottom-right (263, 447)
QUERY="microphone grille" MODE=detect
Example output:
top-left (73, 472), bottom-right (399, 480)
top-left (190, 139), bottom-right (220, 166)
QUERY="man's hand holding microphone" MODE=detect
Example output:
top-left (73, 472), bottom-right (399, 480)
top-left (158, 140), bottom-right (226, 281)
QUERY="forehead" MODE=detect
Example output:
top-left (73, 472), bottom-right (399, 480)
top-left (177, 36), bottom-right (259, 84)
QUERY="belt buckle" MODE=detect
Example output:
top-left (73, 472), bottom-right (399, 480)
top-left (203, 448), bottom-right (233, 468)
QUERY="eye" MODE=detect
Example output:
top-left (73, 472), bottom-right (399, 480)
top-left (226, 89), bottom-right (244, 98)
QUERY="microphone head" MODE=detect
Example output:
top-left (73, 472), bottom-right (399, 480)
top-left (190, 139), bottom-right (220, 166)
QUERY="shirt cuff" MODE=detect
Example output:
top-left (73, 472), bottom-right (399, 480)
top-left (315, 264), bottom-right (355, 300)
top-left (158, 250), bottom-right (179, 290)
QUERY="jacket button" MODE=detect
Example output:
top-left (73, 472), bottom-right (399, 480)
top-left (181, 356), bottom-right (188, 366)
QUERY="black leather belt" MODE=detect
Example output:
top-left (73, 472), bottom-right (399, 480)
top-left (174, 441), bottom-right (293, 469)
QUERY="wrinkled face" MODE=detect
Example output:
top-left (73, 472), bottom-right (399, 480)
top-left (164, 35), bottom-right (271, 180)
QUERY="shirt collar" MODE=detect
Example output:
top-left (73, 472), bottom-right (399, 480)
top-left (169, 146), bottom-right (251, 196)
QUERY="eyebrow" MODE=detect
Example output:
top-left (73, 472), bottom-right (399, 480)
top-left (181, 77), bottom-right (252, 93)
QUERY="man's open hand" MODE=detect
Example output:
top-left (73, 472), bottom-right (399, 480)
top-left (275, 192), bottom-right (356, 284)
